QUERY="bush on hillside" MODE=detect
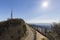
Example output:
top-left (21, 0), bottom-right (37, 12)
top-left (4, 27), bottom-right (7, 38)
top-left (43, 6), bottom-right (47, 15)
top-left (0, 18), bottom-right (27, 40)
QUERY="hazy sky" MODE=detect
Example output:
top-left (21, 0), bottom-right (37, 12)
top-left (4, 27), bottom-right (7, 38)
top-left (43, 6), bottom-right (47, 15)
top-left (0, 0), bottom-right (60, 23)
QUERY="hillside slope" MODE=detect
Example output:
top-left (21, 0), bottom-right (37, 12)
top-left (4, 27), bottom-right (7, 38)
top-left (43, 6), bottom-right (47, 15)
top-left (0, 18), bottom-right (48, 40)
top-left (0, 19), bottom-right (27, 40)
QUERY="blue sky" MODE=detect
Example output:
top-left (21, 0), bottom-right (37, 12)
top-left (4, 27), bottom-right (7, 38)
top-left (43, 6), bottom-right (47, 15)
top-left (0, 0), bottom-right (60, 23)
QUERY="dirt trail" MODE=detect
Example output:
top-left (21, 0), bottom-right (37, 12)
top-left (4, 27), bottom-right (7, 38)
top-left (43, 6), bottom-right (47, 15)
top-left (25, 25), bottom-right (34, 40)
top-left (22, 24), bottom-right (48, 40)
top-left (36, 31), bottom-right (48, 40)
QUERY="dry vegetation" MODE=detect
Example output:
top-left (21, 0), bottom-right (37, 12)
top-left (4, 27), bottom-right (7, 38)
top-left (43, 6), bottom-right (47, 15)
top-left (0, 18), bottom-right (27, 40)
top-left (46, 23), bottom-right (60, 40)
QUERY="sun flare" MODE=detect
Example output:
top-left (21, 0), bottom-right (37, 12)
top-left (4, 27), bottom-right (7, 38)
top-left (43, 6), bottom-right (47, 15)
top-left (42, 1), bottom-right (48, 8)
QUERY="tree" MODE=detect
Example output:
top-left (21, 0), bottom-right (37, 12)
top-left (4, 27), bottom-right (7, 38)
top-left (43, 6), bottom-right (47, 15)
top-left (52, 23), bottom-right (60, 40)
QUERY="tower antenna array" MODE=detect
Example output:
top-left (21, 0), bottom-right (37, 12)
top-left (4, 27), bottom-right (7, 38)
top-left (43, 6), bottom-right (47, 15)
top-left (11, 9), bottom-right (13, 19)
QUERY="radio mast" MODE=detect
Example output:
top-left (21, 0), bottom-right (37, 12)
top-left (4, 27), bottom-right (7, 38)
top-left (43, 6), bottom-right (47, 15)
top-left (11, 9), bottom-right (13, 19)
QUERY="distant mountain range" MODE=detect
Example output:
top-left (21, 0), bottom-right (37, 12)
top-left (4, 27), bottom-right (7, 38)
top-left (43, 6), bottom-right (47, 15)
top-left (28, 23), bottom-right (52, 29)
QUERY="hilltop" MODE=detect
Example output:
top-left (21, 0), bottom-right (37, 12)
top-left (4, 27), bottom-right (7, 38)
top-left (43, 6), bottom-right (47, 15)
top-left (0, 18), bottom-right (27, 40)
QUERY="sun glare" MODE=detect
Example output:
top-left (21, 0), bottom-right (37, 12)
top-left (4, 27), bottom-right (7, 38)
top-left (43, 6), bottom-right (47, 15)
top-left (42, 1), bottom-right (48, 8)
